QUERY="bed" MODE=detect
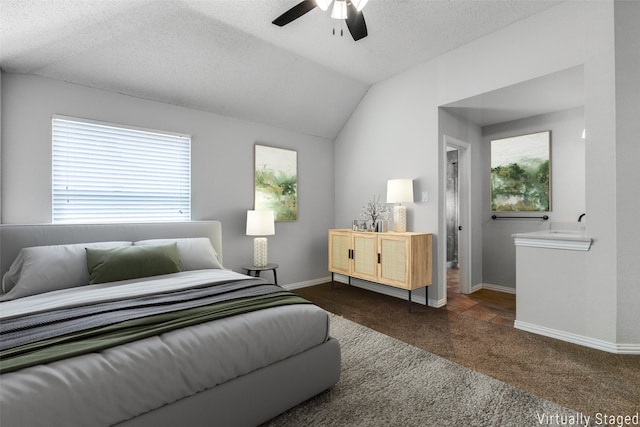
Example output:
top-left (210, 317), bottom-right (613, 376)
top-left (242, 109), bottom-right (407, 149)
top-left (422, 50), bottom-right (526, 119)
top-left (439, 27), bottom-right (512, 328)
top-left (0, 221), bottom-right (341, 427)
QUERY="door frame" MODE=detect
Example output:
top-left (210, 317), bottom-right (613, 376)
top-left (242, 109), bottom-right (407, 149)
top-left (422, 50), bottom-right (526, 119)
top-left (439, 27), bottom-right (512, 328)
top-left (441, 135), bottom-right (472, 298)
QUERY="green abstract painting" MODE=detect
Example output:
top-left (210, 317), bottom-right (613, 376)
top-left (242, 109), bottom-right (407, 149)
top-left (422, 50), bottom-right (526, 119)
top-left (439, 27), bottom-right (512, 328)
top-left (491, 131), bottom-right (551, 212)
top-left (254, 144), bottom-right (297, 221)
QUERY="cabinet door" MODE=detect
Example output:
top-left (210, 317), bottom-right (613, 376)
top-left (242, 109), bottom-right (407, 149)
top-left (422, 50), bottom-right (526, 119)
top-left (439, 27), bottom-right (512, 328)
top-left (352, 233), bottom-right (378, 281)
top-left (378, 235), bottom-right (410, 288)
top-left (328, 231), bottom-right (351, 275)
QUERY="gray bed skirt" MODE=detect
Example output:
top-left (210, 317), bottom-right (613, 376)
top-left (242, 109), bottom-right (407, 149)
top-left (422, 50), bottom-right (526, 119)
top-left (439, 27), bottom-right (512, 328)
top-left (116, 338), bottom-right (341, 427)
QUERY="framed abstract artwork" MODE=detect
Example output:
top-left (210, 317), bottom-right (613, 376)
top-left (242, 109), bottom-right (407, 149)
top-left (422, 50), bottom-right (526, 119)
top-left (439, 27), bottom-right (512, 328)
top-left (254, 144), bottom-right (297, 221)
top-left (490, 131), bottom-right (551, 212)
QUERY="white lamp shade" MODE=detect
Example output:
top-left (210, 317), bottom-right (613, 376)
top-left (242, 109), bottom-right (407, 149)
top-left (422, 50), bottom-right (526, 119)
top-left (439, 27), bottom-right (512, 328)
top-left (246, 210), bottom-right (275, 236)
top-left (386, 179), bottom-right (414, 204)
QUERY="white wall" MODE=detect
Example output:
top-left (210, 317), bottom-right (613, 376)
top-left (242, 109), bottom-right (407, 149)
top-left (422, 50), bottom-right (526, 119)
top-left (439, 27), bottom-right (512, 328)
top-left (482, 107), bottom-right (586, 289)
top-left (335, 1), bottom-right (637, 348)
top-left (614, 1), bottom-right (640, 345)
top-left (438, 109), bottom-right (484, 289)
top-left (0, 71), bottom-right (3, 224)
top-left (0, 71), bottom-right (2, 223)
top-left (0, 74), bottom-right (335, 287)
top-left (335, 2), bottom-right (592, 305)
top-left (335, 63), bottom-right (441, 305)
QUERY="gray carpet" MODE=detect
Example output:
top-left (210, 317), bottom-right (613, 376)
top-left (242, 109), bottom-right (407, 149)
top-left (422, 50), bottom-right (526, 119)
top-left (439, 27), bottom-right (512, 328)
top-left (264, 314), bottom-right (601, 426)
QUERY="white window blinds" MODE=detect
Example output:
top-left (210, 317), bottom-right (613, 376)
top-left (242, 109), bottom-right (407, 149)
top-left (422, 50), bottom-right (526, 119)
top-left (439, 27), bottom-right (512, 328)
top-left (52, 116), bottom-right (191, 223)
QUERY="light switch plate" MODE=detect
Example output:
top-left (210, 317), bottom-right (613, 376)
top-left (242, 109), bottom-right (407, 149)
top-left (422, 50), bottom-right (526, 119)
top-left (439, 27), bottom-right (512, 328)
top-left (421, 191), bottom-right (429, 202)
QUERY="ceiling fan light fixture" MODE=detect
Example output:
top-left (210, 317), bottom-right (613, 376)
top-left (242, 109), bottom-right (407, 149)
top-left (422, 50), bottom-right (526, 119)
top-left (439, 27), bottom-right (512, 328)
top-left (351, 0), bottom-right (369, 12)
top-left (272, 0), bottom-right (368, 41)
top-left (316, 0), bottom-right (333, 11)
top-left (331, 0), bottom-right (347, 20)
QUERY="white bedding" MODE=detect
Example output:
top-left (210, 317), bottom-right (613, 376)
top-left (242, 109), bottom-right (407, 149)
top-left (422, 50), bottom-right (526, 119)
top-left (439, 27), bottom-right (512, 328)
top-left (0, 270), bottom-right (330, 427)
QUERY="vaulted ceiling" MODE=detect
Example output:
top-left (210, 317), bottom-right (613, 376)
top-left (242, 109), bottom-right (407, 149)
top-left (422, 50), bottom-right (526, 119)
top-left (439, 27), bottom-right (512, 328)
top-left (0, 0), bottom-right (561, 139)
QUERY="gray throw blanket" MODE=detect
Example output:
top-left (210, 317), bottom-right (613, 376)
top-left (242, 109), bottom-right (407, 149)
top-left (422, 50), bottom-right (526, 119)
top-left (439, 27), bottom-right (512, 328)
top-left (1, 278), bottom-right (274, 350)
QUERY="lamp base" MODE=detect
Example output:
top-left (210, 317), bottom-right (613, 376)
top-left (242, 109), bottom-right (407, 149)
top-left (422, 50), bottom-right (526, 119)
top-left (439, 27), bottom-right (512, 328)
top-left (253, 237), bottom-right (268, 267)
top-left (393, 205), bottom-right (407, 233)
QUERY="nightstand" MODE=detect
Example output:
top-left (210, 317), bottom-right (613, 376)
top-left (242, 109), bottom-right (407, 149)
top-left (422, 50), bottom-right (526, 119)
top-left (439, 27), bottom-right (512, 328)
top-left (242, 263), bottom-right (279, 285)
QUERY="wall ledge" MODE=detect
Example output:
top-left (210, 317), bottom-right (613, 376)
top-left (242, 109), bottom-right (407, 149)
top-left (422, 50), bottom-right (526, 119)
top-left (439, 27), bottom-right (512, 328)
top-left (514, 237), bottom-right (591, 251)
top-left (513, 231), bottom-right (592, 251)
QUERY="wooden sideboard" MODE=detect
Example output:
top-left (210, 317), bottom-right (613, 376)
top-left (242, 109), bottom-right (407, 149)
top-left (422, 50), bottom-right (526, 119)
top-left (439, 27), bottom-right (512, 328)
top-left (328, 229), bottom-right (432, 311)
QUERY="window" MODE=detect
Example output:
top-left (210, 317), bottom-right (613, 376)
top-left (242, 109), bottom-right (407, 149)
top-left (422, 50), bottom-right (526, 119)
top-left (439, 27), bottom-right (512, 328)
top-left (52, 116), bottom-right (191, 223)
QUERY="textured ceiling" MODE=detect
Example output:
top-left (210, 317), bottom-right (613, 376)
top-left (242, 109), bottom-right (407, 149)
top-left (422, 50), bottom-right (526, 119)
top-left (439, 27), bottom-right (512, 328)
top-left (0, 0), bottom-right (561, 139)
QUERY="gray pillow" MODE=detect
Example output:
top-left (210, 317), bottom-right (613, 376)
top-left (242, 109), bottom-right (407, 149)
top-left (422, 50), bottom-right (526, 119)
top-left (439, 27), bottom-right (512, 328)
top-left (0, 241), bottom-right (131, 301)
top-left (86, 243), bottom-right (181, 284)
top-left (134, 237), bottom-right (223, 270)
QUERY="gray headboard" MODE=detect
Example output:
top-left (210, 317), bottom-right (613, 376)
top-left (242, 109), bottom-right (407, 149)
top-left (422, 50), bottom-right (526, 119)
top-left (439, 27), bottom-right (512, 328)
top-left (0, 221), bottom-right (223, 279)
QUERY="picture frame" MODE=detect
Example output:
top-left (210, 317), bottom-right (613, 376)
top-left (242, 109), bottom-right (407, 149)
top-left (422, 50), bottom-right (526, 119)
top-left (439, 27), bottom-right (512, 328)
top-left (490, 130), bottom-right (551, 212)
top-left (254, 144), bottom-right (298, 221)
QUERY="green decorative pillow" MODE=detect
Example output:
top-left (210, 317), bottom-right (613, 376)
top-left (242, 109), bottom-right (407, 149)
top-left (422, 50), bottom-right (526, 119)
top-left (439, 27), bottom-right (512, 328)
top-left (86, 243), bottom-right (181, 284)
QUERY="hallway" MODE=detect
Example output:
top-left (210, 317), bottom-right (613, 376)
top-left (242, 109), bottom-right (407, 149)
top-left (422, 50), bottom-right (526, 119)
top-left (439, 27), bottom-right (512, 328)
top-left (445, 268), bottom-right (515, 327)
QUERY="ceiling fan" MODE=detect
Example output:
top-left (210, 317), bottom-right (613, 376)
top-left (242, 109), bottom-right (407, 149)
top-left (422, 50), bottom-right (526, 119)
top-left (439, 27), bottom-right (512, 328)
top-left (272, 0), bottom-right (369, 41)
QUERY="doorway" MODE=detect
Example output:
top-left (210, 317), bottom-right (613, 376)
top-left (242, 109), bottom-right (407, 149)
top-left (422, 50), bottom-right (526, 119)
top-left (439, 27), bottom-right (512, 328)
top-left (442, 136), bottom-right (471, 299)
top-left (446, 149), bottom-right (459, 270)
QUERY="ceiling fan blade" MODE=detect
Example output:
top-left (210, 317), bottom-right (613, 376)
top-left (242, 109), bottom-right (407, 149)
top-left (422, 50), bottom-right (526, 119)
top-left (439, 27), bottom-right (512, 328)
top-left (345, 2), bottom-right (367, 41)
top-left (272, 0), bottom-right (317, 27)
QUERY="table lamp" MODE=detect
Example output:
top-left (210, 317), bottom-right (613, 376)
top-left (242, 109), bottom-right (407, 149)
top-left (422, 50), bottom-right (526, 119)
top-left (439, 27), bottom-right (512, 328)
top-left (386, 179), bottom-right (414, 232)
top-left (246, 210), bottom-right (275, 267)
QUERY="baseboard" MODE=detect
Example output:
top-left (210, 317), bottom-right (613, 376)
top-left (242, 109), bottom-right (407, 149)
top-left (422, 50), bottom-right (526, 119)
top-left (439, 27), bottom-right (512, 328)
top-left (469, 283), bottom-right (483, 293)
top-left (330, 274), bottom-right (443, 308)
top-left (284, 274), bottom-right (445, 308)
top-left (429, 296), bottom-right (448, 308)
top-left (514, 320), bottom-right (640, 355)
top-left (282, 276), bottom-right (331, 291)
top-left (478, 282), bottom-right (516, 295)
